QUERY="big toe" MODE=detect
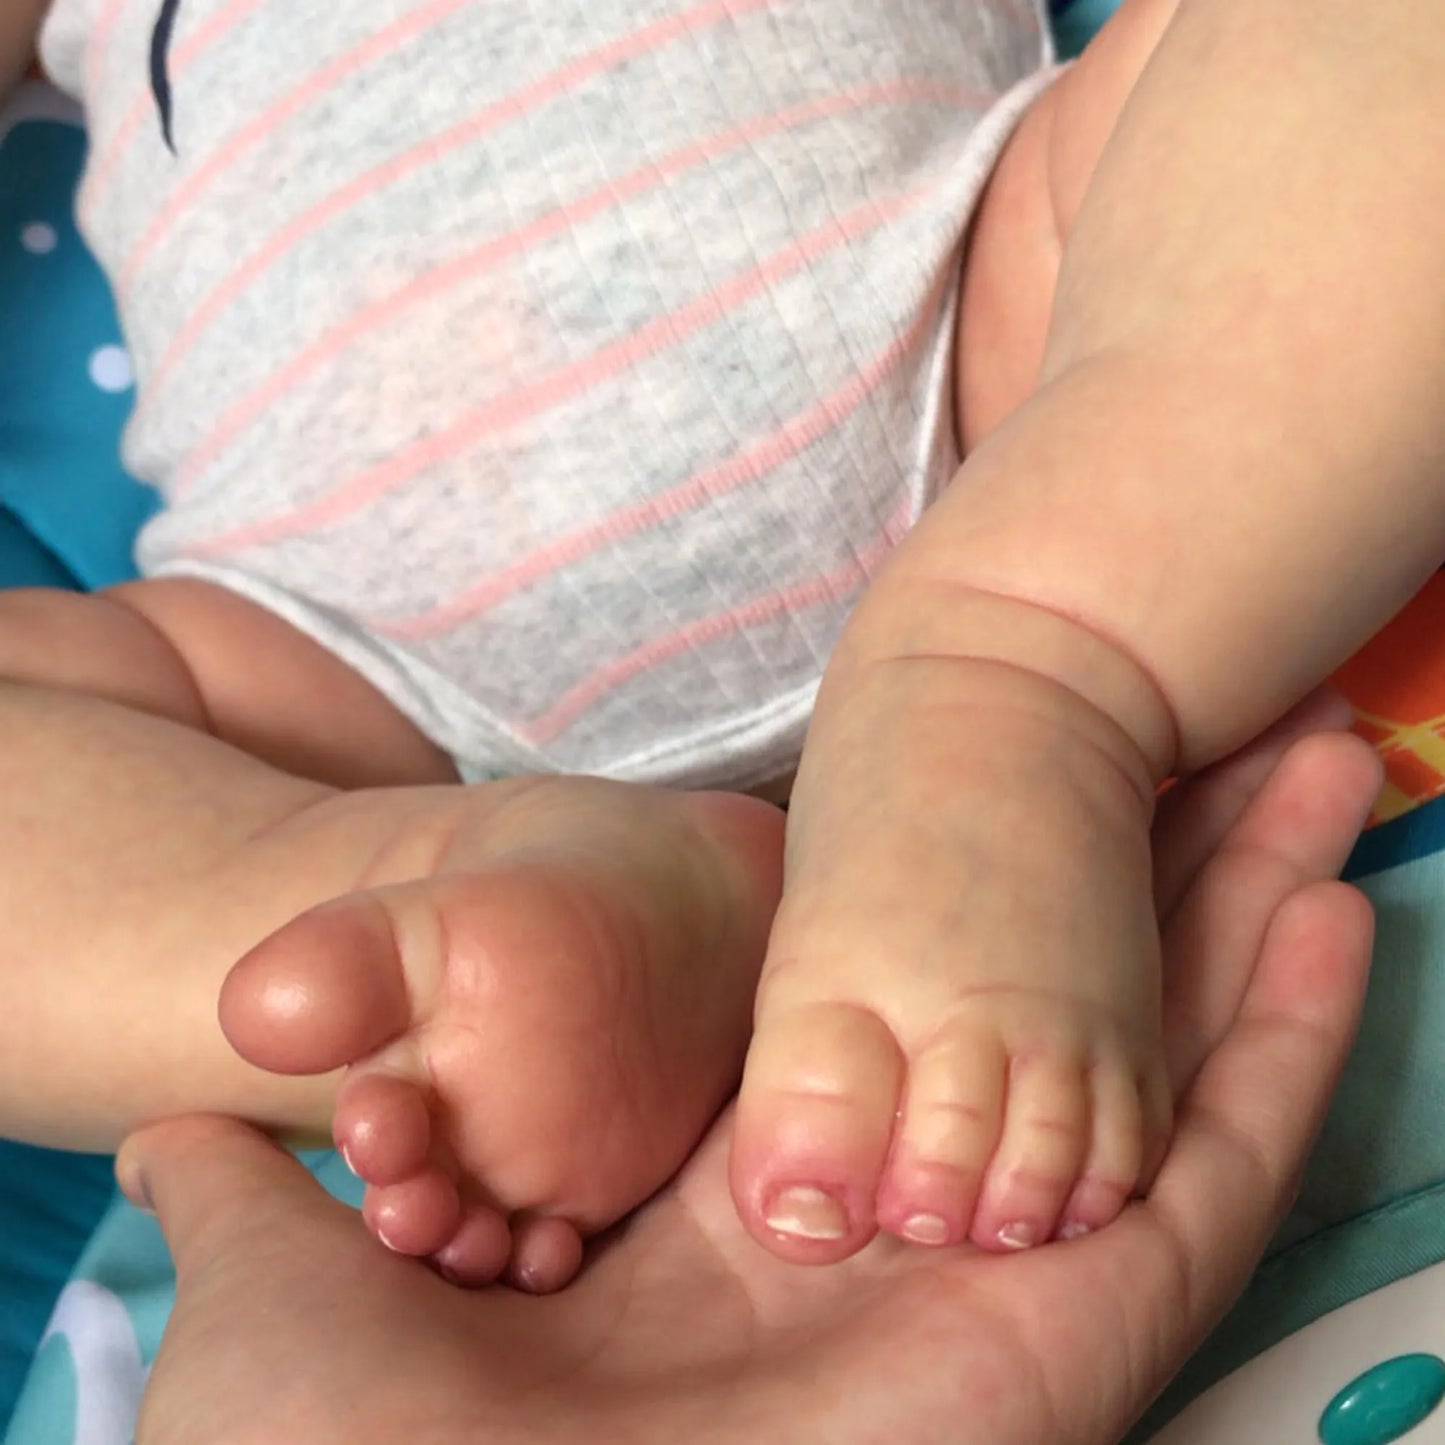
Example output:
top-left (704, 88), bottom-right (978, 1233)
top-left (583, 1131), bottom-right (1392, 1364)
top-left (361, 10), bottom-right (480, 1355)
top-left (220, 894), bottom-right (412, 1076)
top-left (730, 1001), bottom-right (904, 1263)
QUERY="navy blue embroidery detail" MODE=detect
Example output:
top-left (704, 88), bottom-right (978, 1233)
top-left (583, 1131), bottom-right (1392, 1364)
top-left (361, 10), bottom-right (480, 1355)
top-left (150, 0), bottom-right (184, 154)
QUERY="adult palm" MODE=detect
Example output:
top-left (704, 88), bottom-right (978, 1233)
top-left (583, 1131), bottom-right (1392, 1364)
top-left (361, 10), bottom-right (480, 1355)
top-left (127, 722), bottom-right (1379, 1445)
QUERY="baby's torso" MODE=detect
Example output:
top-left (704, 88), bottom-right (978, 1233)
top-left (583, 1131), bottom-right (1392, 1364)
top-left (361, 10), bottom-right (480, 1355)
top-left (42, 0), bottom-right (1050, 787)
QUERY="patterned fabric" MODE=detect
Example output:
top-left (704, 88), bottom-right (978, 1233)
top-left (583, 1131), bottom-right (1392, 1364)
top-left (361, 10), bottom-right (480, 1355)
top-left (0, 86), bottom-right (154, 592)
top-left (39, 0), bottom-right (1053, 790)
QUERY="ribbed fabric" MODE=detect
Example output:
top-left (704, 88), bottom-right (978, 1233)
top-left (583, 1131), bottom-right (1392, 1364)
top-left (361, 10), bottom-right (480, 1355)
top-left (43, 0), bottom-right (1052, 786)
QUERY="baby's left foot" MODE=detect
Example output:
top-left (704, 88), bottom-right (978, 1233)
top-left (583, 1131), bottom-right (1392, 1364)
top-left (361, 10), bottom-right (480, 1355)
top-left (731, 659), bottom-right (1172, 1262)
top-left (219, 778), bottom-right (784, 1291)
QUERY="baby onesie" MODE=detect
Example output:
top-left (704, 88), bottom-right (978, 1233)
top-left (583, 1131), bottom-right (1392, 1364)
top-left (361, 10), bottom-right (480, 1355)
top-left (41, 0), bottom-right (1053, 788)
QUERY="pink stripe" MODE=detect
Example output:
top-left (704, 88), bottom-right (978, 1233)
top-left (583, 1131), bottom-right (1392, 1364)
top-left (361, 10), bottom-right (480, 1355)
top-left (369, 279), bottom-right (946, 640)
top-left (985, 0), bottom-right (1043, 31)
top-left (180, 183), bottom-right (928, 559)
top-left (116, 0), bottom-right (474, 294)
top-left (165, 77), bottom-right (979, 497)
top-left (116, 0), bottom-right (772, 300)
top-left (84, 0), bottom-right (133, 100)
top-left (521, 503), bottom-right (912, 746)
top-left (80, 0), bottom-right (269, 221)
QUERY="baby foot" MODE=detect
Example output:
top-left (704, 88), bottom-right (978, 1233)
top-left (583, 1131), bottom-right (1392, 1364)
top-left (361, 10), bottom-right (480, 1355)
top-left (730, 661), bottom-right (1172, 1262)
top-left (219, 779), bottom-right (783, 1291)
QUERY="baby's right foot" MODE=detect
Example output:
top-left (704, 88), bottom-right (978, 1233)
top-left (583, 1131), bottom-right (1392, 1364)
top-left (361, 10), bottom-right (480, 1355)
top-left (218, 778), bottom-right (784, 1291)
top-left (729, 648), bottom-right (1173, 1265)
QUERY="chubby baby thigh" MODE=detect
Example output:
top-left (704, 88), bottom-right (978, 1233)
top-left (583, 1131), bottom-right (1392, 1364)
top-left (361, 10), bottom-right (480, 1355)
top-left (954, 0), bottom-right (1181, 452)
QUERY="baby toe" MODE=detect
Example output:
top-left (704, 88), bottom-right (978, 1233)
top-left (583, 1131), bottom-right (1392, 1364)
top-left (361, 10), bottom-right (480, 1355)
top-left (876, 1031), bottom-right (1007, 1248)
top-left (220, 894), bottom-right (413, 1077)
top-left (334, 1071), bottom-right (432, 1186)
top-left (507, 1217), bottom-right (586, 1294)
top-left (1055, 1061), bottom-right (1146, 1241)
top-left (970, 1052), bottom-right (1089, 1252)
top-left (433, 1205), bottom-right (512, 1288)
top-left (730, 1001), bottom-right (905, 1263)
top-left (364, 1170), bottom-right (461, 1258)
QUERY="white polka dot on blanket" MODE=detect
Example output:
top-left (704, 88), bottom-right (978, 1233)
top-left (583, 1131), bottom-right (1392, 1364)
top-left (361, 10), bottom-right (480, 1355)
top-left (20, 221), bottom-right (57, 254)
top-left (88, 345), bottom-right (134, 393)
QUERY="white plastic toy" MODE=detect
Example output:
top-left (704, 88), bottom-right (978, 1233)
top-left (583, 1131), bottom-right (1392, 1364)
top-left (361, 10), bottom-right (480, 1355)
top-left (1153, 1259), bottom-right (1445, 1443)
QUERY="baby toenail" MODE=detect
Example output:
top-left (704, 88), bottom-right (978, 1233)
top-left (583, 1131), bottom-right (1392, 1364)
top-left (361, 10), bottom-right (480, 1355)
top-left (764, 1185), bottom-right (848, 1241)
top-left (1057, 1220), bottom-right (1092, 1241)
top-left (997, 1220), bottom-right (1037, 1250)
top-left (901, 1213), bottom-right (950, 1246)
top-left (339, 1143), bottom-right (358, 1176)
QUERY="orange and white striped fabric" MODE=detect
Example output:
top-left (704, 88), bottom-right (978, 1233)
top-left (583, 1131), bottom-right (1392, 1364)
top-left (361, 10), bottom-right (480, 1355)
top-left (41, 0), bottom-right (1051, 786)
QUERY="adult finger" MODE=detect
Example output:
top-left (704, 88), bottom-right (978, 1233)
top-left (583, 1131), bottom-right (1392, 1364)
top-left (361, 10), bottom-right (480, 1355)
top-left (117, 1114), bottom-right (356, 1277)
top-left (1094, 878), bottom-right (1373, 1440)
top-left (1152, 687), bottom-right (1358, 918)
top-left (1144, 879), bottom-right (1373, 1326)
top-left (1161, 728), bottom-right (1379, 1091)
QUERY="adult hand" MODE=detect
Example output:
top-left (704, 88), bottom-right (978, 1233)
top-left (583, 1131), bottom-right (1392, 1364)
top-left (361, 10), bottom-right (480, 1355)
top-left (122, 707), bottom-right (1380, 1445)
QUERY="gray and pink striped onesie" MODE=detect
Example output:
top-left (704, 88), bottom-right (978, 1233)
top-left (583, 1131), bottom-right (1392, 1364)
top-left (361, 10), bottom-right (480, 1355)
top-left (42, 0), bottom-right (1053, 788)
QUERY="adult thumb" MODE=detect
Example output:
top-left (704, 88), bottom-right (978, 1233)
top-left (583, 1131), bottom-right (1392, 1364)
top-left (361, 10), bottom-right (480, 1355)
top-left (116, 1114), bottom-right (343, 1272)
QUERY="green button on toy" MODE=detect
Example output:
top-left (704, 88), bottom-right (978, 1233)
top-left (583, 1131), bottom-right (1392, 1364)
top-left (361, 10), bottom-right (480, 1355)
top-left (1318, 1353), bottom-right (1445, 1445)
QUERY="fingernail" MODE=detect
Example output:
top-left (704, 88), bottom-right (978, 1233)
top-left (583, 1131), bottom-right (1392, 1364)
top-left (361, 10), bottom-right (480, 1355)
top-left (997, 1220), bottom-right (1037, 1250)
top-left (900, 1213), bottom-right (950, 1246)
top-left (1057, 1220), bottom-right (1092, 1241)
top-left (764, 1185), bottom-right (848, 1241)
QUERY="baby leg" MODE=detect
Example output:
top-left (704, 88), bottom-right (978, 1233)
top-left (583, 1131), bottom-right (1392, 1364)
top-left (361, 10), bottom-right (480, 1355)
top-left (0, 681), bottom-right (347, 1146)
top-left (0, 578), bottom-right (454, 787)
top-left (0, 584), bottom-right (785, 1281)
top-left (730, 0), bottom-right (1193, 1263)
top-left (0, 576), bottom-right (465, 1139)
top-left (733, 643), bottom-right (1171, 1258)
top-left (0, 575), bottom-right (461, 1140)
top-left (0, 674), bottom-right (784, 1288)
top-left (956, 0), bottom-right (1182, 448)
